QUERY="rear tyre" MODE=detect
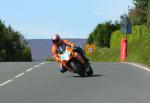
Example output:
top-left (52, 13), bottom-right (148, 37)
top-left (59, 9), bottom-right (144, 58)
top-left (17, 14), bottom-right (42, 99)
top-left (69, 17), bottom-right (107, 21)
top-left (86, 64), bottom-right (93, 76)
top-left (70, 61), bottom-right (85, 77)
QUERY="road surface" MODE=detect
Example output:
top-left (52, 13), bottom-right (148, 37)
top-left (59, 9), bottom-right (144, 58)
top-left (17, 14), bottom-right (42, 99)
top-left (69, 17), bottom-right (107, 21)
top-left (0, 62), bottom-right (150, 103)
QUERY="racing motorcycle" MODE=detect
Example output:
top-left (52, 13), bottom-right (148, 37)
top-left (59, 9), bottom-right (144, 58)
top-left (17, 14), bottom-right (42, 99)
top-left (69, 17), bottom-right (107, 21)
top-left (56, 44), bottom-right (93, 77)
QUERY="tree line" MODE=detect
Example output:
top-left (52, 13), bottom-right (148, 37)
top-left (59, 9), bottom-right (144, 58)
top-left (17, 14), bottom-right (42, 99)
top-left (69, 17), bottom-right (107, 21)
top-left (87, 0), bottom-right (150, 47)
top-left (129, 0), bottom-right (148, 25)
top-left (87, 21), bottom-right (120, 48)
top-left (0, 20), bottom-right (32, 61)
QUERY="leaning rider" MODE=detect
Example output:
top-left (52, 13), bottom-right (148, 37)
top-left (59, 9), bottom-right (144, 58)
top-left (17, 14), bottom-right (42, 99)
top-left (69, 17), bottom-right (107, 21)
top-left (51, 34), bottom-right (89, 73)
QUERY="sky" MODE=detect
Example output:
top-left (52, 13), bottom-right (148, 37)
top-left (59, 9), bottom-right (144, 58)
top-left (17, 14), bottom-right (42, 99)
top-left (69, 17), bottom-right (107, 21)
top-left (0, 0), bottom-right (134, 39)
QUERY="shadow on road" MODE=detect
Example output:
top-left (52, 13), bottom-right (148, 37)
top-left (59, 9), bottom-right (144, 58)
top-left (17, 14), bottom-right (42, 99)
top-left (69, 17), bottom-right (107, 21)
top-left (67, 74), bottom-right (103, 78)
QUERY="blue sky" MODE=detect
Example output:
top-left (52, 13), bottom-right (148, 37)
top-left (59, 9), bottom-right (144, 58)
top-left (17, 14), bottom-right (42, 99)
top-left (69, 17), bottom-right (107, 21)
top-left (0, 0), bottom-right (134, 39)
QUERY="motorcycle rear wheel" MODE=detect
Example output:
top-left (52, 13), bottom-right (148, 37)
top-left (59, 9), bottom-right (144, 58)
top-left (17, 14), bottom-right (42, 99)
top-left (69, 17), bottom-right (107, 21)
top-left (70, 61), bottom-right (85, 77)
top-left (86, 64), bottom-right (93, 76)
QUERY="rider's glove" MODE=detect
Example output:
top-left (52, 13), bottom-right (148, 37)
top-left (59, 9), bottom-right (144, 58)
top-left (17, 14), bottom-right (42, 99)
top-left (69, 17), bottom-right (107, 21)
top-left (55, 57), bottom-right (60, 62)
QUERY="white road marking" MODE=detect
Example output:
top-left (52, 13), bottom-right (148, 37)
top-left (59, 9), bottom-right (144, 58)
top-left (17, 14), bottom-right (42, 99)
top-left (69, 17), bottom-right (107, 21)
top-left (0, 62), bottom-right (47, 87)
top-left (14, 73), bottom-right (25, 78)
top-left (40, 62), bottom-right (45, 65)
top-left (26, 68), bottom-right (34, 72)
top-left (34, 65), bottom-right (40, 68)
top-left (0, 79), bottom-right (13, 87)
top-left (124, 62), bottom-right (150, 72)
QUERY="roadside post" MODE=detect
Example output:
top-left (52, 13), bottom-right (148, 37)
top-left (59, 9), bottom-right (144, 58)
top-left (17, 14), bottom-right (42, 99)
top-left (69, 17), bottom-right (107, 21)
top-left (120, 38), bottom-right (127, 62)
top-left (120, 14), bottom-right (132, 62)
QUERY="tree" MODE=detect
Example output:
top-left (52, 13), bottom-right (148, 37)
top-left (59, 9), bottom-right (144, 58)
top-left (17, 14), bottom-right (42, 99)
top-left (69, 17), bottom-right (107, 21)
top-left (130, 0), bottom-right (149, 25)
top-left (129, 7), bottom-right (145, 25)
top-left (147, 1), bottom-right (150, 31)
top-left (87, 32), bottom-right (94, 44)
top-left (87, 21), bottom-right (120, 48)
top-left (133, 0), bottom-right (148, 7)
top-left (0, 19), bottom-right (32, 61)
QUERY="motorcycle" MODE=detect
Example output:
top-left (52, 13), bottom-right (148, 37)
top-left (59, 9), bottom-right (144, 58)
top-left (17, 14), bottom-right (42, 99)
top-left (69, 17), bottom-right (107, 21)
top-left (56, 44), bottom-right (93, 77)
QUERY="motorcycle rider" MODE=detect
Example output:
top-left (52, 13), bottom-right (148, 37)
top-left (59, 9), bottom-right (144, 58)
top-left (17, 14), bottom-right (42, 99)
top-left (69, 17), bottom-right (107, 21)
top-left (51, 34), bottom-right (89, 73)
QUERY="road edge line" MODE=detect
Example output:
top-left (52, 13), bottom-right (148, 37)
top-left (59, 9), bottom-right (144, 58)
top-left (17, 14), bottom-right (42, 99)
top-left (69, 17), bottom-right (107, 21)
top-left (124, 62), bottom-right (150, 72)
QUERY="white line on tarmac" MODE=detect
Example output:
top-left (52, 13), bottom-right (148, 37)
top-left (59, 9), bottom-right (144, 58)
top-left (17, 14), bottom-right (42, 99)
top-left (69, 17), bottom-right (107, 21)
top-left (34, 65), bottom-right (40, 68)
top-left (124, 62), bottom-right (150, 72)
top-left (26, 68), bottom-right (34, 72)
top-left (40, 62), bottom-right (45, 65)
top-left (0, 79), bottom-right (13, 87)
top-left (0, 62), bottom-right (47, 87)
top-left (14, 73), bottom-right (25, 78)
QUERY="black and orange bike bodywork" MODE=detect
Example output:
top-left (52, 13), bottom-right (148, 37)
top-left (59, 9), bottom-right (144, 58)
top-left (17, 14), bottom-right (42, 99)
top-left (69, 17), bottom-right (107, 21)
top-left (57, 44), bottom-right (93, 77)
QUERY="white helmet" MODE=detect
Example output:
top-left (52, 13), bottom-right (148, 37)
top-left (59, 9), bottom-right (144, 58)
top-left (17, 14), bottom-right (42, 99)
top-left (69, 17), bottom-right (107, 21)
top-left (52, 34), bottom-right (61, 44)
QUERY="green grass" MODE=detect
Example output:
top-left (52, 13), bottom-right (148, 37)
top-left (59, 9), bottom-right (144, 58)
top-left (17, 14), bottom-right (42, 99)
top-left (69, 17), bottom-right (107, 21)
top-left (88, 25), bottom-right (150, 67)
top-left (87, 47), bottom-right (120, 62)
top-left (110, 25), bottom-right (150, 49)
top-left (46, 58), bottom-right (54, 61)
top-left (127, 36), bottom-right (150, 66)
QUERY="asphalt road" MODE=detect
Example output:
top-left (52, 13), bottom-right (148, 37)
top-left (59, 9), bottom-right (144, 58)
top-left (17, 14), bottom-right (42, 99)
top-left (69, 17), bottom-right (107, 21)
top-left (0, 62), bottom-right (150, 103)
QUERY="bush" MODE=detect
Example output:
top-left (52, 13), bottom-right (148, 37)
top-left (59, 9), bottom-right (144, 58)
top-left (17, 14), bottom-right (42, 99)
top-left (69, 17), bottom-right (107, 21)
top-left (110, 25), bottom-right (150, 49)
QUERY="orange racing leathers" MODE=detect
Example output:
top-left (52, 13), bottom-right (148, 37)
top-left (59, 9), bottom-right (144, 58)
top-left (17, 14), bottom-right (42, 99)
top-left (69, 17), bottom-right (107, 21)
top-left (52, 39), bottom-right (76, 62)
top-left (52, 40), bottom-right (76, 72)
